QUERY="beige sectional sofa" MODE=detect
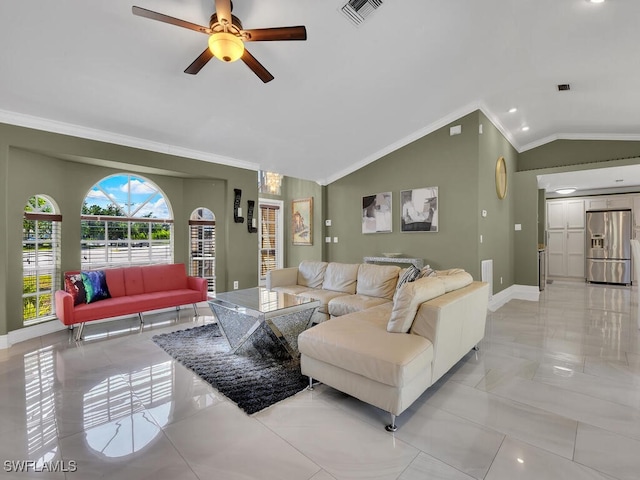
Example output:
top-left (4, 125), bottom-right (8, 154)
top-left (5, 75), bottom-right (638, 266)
top-left (266, 261), bottom-right (489, 431)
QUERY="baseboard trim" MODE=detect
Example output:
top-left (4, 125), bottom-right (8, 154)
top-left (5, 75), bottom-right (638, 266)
top-left (0, 304), bottom-right (209, 350)
top-left (0, 320), bottom-right (68, 350)
top-left (489, 284), bottom-right (540, 311)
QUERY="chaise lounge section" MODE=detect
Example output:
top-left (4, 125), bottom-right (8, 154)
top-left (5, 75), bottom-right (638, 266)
top-left (268, 260), bottom-right (489, 431)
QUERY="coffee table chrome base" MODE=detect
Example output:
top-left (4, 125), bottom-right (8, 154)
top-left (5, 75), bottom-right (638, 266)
top-left (209, 302), bottom-right (317, 359)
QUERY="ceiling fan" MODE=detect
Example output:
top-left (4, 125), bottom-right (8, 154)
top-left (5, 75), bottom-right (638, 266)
top-left (132, 0), bottom-right (307, 83)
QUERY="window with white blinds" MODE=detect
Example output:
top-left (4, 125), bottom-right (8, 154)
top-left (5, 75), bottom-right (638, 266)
top-left (22, 195), bottom-right (61, 325)
top-left (259, 201), bottom-right (283, 280)
top-left (189, 208), bottom-right (216, 293)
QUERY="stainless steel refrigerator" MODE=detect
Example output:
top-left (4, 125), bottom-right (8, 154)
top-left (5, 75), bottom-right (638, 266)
top-left (586, 209), bottom-right (632, 285)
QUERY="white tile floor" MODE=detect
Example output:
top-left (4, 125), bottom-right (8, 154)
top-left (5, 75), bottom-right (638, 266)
top-left (1, 280), bottom-right (640, 479)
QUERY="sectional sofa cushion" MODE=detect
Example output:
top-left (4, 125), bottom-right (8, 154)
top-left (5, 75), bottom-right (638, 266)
top-left (297, 261), bottom-right (328, 288)
top-left (328, 294), bottom-right (392, 317)
top-left (387, 276), bottom-right (445, 333)
top-left (435, 269), bottom-right (473, 292)
top-left (299, 304), bottom-right (434, 388)
top-left (298, 289), bottom-right (350, 314)
top-left (322, 263), bottom-right (359, 294)
top-left (355, 264), bottom-right (401, 300)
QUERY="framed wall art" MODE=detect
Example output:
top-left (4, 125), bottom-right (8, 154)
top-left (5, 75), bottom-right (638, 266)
top-left (291, 197), bottom-right (313, 245)
top-left (400, 187), bottom-right (438, 232)
top-left (362, 192), bottom-right (392, 234)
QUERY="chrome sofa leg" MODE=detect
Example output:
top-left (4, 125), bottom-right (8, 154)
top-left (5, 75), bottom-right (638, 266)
top-left (307, 377), bottom-right (314, 391)
top-left (473, 344), bottom-right (479, 351)
top-left (75, 323), bottom-right (85, 341)
top-left (385, 414), bottom-right (398, 432)
top-left (193, 303), bottom-right (199, 317)
top-left (68, 324), bottom-right (74, 331)
top-left (138, 312), bottom-right (144, 325)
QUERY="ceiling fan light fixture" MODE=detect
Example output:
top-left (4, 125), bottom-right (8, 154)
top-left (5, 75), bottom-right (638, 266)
top-left (208, 32), bottom-right (244, 62)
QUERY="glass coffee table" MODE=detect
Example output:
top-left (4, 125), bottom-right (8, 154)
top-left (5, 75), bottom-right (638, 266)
top-left (208, 287), bottom-right (320, 359)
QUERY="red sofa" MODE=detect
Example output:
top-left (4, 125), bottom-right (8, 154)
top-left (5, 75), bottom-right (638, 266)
top-left (55, 263), bottom-right (208, 340)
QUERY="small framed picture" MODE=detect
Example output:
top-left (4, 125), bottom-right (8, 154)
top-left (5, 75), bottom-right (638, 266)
top-left (400, 187), bottom-right (438, 232)
top-left (362, 192), bottom-right (393, 234)
top-left (291, 197), bottom-right (313, 245)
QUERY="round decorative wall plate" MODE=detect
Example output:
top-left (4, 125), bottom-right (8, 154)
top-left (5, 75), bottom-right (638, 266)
top-left (495, 156), bottom-right (507, 199)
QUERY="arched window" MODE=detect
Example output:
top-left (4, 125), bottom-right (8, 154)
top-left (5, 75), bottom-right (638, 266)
top-left (81, 174), bottom-right (173, 269)
top-left (22, 195), bottom-right (61, 325)
top-left (189, 208), bottom-right (216, 293)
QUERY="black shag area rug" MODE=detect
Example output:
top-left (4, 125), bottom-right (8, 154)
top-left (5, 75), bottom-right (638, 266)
top-left (152, 323), bottom-right (308, 415)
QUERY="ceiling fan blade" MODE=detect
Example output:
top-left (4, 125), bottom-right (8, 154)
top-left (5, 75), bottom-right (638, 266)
top-left (132, 6), bottom-right (211, 34)
top-left (215, 0), bottom-right (233, 25)
top-left (241, 49), bottom-right (274, 83)
top-left (243, 26), bottom-right (307, 42)
top-left (184, 48), bottom-right (215, 75)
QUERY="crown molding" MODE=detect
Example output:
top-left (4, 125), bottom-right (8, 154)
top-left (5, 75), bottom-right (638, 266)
top-left (0, 109), bottom-right (259, 172)
top-left (520, 132), bottom-right (640, 153)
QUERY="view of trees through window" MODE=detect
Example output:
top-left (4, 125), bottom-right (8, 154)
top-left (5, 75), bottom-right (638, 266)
top-left (81, 174), bottom-right (173, 268)
top-left (22, 195), bottom-right (61, 324)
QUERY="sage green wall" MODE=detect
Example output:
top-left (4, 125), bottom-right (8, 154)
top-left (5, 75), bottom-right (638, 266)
top-left (513, 171), bottom-right (540, 286)
top-left (325, 112), bottom-right (482, 279)
top-left (477, 112), bottom-right (518, 293)
top-left (0, 123), bottom-right (258, 335)
top-left (283, 177), bottom-right (324, 267)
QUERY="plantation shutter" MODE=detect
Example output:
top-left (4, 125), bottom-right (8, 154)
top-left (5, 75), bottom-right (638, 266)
top-left (189, 219), bottom-right (216, 292)
top-left (259, 204), bottom-right (279, 279)
top-left (22, 212), bottom-right (62, 322)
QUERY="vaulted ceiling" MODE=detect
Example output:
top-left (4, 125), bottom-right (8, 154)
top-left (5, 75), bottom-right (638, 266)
top-left (1, 0), bottom-right (639, 185)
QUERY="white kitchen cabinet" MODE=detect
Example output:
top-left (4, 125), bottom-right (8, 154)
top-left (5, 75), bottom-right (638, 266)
top-left (546, 199), bottom-right (585, 278)
top-left (547, 199), bottom-right (584, 230)
top-left (587, 196), bottom-right (632, 210)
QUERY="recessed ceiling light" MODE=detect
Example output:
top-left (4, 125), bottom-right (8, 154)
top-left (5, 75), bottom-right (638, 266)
top-left (588, 0), bottom-right (605, 4)
top-left (556, 188), bottom-right (577, 194)
top-left (521, 126), bottom-right (530, 132)
top-left (508, 107), bottom-right (518, 113)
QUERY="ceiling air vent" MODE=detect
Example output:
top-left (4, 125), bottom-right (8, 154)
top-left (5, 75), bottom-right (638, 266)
top-left (340, 0), bottom-right (384, 26)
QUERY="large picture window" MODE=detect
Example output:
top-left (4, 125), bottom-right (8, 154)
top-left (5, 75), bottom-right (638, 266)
top-left (81, 174), bottom-right (173, 269)
top-left (22, 195), bottom-right (61, 324)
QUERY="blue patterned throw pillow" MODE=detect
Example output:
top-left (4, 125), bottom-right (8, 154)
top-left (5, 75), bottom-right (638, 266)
top-left (81, 270), bottom-right (111, 304)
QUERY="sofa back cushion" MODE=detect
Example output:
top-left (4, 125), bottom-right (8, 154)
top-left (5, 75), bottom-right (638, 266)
top-left (435, 269), bottom-right (473, 292)
top-left (104, 268), bottom-right (126, 298)
top-left (356, 264), bottom-right (401, 300)
top-left (387, 276), bottom-right (445, 333)
top-left (297, 261), bottom-right (328, 288)
top-left (123, 267), bottom-right (145, 296)
top-left (322, 263), bottom-right (359, 294)
top-left (142, 264), bottom-right (188, 293)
